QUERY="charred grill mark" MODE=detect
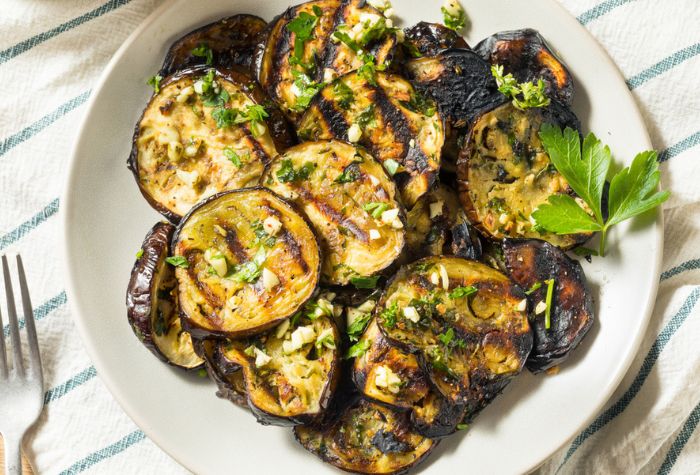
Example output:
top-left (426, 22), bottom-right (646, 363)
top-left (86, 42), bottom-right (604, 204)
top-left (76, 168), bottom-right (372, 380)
top-left (316, 94), bottom-right (351, 139)
top-left (372, 86), bottom-right (411, 159)
top-left (279, 229), bottom-right (310, 273)
top-left (267, 9), bottom-right (295, 98)
top-left (223, 225), bottom-right (250, 263)
top-left (298, 187), bottom-right (369, 243)
top-left (317, 0), bottom-right (348, 74)
top-left (183, 249), bottom-right (224, 309)
top-left (241, 126), bottom-right (271, 166)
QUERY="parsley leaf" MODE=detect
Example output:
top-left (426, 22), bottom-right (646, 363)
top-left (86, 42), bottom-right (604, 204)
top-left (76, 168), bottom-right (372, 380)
top-left (251, 220), bottom-right (276, 248)
top-left (223, 147), bottom-right (243, 168)
top-left (165, 256), bottom-right (189, 268)
top-left (147, 74), bottom-right (163, 94)
top-left (286, 7), bottom-right (322, 68)
top-left (379, 302), bottom-right (399, 328)
top-left (448, 286), bottom-right (477, 299)
top-left (356, 104), bottom-right (377, 129)
top-left (276, 159), bottom-right (316, 183)
top-left (135, 249), bottom-right (144, 259)
top-left (350, 275), bottom-right (380, 289)
top-left (191, 43), bottom-right (214, 65)
top-left (333, 80), bottom-right (355, 109)
top-left (532, 125), bottom-right (670, 256)
top-left (363, 202), bottom-right (390, 219)
top-left (230, 247), bottom-right (266, 283)
top-left (491, 65), bottom-right (550, 110)
top-left (347, 313), bottom-right (372, 342)
top-left (400, 93), bottom-right (437, 117)
top-left (335, 163), bottom-right (361, 183)
top-left (291, 70), bottom-right (324, 112)
top-left (441, 1), bottom-right (467, 32)
top-left (346, 339), bottom-right (371, 359)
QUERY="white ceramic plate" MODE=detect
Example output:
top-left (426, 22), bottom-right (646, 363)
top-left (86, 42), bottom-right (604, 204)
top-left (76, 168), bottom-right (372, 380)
top-left (62, 0), bottom-right (663, 473)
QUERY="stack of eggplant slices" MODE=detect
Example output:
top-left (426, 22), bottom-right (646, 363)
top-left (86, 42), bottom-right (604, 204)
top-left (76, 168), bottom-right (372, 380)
top-left (126, 1), bottom-right (594, 473)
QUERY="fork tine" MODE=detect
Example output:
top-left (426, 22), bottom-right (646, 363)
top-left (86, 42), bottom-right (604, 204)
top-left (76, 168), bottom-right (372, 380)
top-left (2, 255), bottom-right (24, 376)
top-left (16, 255), bottom-right (41, 375)
top-left (0, 289), bottom-right (6, 378)
top-left (17, 254), bottom-right (42, 374)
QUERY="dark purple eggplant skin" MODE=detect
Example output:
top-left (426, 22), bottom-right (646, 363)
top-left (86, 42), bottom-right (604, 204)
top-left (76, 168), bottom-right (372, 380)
top-left (192, 339), bottom-right (248, 407)
top-left (474, 28), bottom-right (574, 107)
top-left (404, 48), bottom-right (507, 129)
top-left (126, 222), bottom-right (203, 370)
top-left (502, 238), bottom-right (594, 373)
top-left (159, 14), bottom-right (269, 77)
top-left (451, 213), bottom-right (483, 261)
top-left (127, 66), bottom-right (295, 223)
top-left (403, 22), bottom-right (469, 57)
top-left (410, 393), bottom-right (467, 439)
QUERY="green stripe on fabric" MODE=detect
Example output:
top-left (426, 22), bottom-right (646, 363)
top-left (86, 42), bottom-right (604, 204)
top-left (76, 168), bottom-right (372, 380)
top-left (0, 90), bottom-right (90, 159)
top-left (657, 402), bottom-right (700, 475)
top-left (2, 291), bottom-right (67, 337)
top-left (577, 0), bottom-right (637, 25)
top-left (0, 198), bottom-right (59, 251)
top-left (627, 43), bottom-right (700, 90)
top-left (557, 288), bottom-right (700, 472)
top-left (58, 430), bottom-right (146, 475)
top-left (44, 366), bottom-right (97, 404)
top-left (0, 0), bottom-right (133, 65)
top-left (661, 259), bottom-right (700, 281)
top-left (659, 131), bottom-right (700, 163)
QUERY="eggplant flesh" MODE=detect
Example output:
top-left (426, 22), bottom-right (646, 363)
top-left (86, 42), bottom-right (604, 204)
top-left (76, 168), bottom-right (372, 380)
top-left (503, 238), bottom-right (594, 373)
top-left (255, 0), bottom-right (397, 120)
top-left (404, 48), bottom-right (506, 129)
top-left (173, 188), bottom-right (321, 338)
top-left (474, 28), bottom-right (574, 107)
top-left (219, 301), bottom-right (340, 426)
top-left (193, 339), bottom-right (248, 407)
top-left (411, 390), bottom-right (467, 439)
top-left (376, 256), bottom-right (532, 417)
top-left (456, 102), bottom-right (590, 249)
top-left (263, 140), bottom-right (405, 285)
top-left (297, 72), bottom-right (444, 207)
top-left (159, 14), bottom-right (268, 77)
top-left (126, 222), bottom-right (203, 370)
top-left (129, 67), bottom-right (292, 222)
top-left (402, 22), bottom-right (469, 57)
top-left (294, 398), bottom-right (436, 475)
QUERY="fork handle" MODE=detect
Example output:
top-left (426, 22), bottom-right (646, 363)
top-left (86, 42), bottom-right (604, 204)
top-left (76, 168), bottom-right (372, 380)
top-left (3, 432), bottom-right (22, 475)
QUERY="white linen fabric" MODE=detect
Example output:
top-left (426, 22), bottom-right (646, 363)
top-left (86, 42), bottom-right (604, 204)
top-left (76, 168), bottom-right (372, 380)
top-left (0, 0), bottom-right (697, 473)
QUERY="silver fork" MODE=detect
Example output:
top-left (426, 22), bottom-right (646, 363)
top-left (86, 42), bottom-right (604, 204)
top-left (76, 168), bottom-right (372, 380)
top-left (0, 255), bottom-right (43, 475)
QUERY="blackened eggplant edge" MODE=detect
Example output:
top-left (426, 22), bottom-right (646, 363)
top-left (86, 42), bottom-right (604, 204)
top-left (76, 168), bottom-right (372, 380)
top-left (173, 187), bottom-right (322, 339)
top-left (127, 66), bottom-right (295, 223)
top-left (503, 238), bottom-right (594, 373)
top-left (402, 21), bottom-right (470, 57)
top-left (126, 222), bottom-right (203, 370)
top-left (159, 14), bottom-right (269, 77)
top-left (192, 339), bottom-right (248, 407)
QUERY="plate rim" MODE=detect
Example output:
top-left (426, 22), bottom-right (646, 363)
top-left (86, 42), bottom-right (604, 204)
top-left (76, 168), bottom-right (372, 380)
top-left (60, 0), bottom-right (664, 472)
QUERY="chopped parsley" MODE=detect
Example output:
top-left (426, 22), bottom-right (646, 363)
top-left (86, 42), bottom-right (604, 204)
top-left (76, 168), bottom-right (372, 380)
top-left (491, 64), bottom-right (550, 110)
top-left (333, 80), bottom-right (355, 109)
top-left (379, 302), bottom-right (399, 328)
top-left (544, 278), bottom-right (555, 330)
top-left (573, 247), bottom-right (599, 257)
top-left (363, 202), bottom-right (390, 219)
top-left (291, 70), bottom-right (324, 112)
top-left (223, 147), bottom-right (243, 168)
top-left (165, 256), bottom-right (189, 268)
top-left (347, 313), bottom-right (372, 342)
top-left (383, 159), bottom-right (400, 176)
top-left (448, 286), bottom-right (477, 299)
top-left (211, 104), bottom-right (269, 135)
top-left (524, 282), bottom-right (542, 295)
top-left (350, 275), bottom-right (380, 289)
top-left (441, 1), bottom-right (467, 32)
top-left (191, 43), bottom-right (214, 65)
top-left (286, 6), bottom-right (323, 69)
top-left (399, 92), bottom-right (437, 117)
top-left (456, 423), bottom-right (469, 431)
top-left (346, 339), bottom-right (371, 359)
top-left (332, 31), bottom-right (387, 85)
top-left (135, 249), bottom-right (144, 259)
top-left (356, 104), bottom-right (377, 129)
top-left (146, 74), bottom-right (163, 94)
top-left (251, 220), bottom-right (276, 248)
top-left (335, 163), bottom-right (361, 183)
top-left (276, 159), bottom-right (316, 183)
top-left (230, 247), bottom-right (266, 283)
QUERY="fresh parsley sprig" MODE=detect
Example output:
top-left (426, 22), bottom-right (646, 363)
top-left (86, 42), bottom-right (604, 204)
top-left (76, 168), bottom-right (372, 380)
top-left (491, 65), bottom-right (550, 110)
top-left (532, 125), bottom-right (670, 256)
top-left (441, 0), bottom-right (467, 32)
top-left (286, 6), bottom-right (323, 69)
top-left (191, 43), bottom-right (214, 66)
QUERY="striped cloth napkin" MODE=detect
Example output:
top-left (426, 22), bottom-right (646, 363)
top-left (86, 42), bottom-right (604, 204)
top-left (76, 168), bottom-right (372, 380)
top-left (0, 0), bottom-right (697, 473)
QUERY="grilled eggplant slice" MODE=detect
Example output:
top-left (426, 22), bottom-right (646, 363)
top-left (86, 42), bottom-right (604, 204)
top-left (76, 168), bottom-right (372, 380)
top-left (353, 320), bottom-right (430, 410)
top-left (474, 29), bottom-right (574, 106)
top-left (410, 390), bottom-right (466, 439)
top-left (295, 398), bottom-right (436, 474)
top-left (450, 210), bottom-right (483, 261)
top-left (126, 222), bottom-right (203, 370)
top-left (264, 140), bottom-right (404, 285)
top-left (456, 102), bottom-right (590, 249)
top-left (297, 72), bottom-right (444, 206)
top-left (129, 67), bottom-right (293, 222)
top-left (173, 188), bottom-right (321, 338)
top-left (255, 0), bottom-right (398, 120)
top-left (160, 15), bottom-right (268, 76)
top-left (404, 48), bottom-right (505, 129)
top-left (193, 339), bottom-right (248, 407)
top-left (403, 22), bottom-right (469, 58)
top-left (376, 256), bottom-right (532, 417)
top-left (503, 239), bottom-right (594, 373)
top-left (217, 301), bottom-right (340, 425)
top-left (403, 184), bottom-right (461, 263)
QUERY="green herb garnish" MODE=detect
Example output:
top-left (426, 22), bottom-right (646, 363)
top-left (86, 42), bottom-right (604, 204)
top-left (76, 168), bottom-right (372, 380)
top-left (276, 159), bottom-right (316, 183)
top-left (573, 247), bottom-right (599, 257)
top-left (383, 159), bottom-right (400, 176)
top-left (532, 124), bottom-right (670, 256)
top-left (347, 314), bottom-right (372, 342)
top-left (335, 163), bottom-right (361, 183)
top-left (441, 1), bottom-right (467, 32)
top-left (251, 220), bottom-right (276, 248)
top-left (286, 6), bottom-right (323, 68)
top-left (147, 74), bottom-right (163, 94)
top-left (230, 247), bottom-right (266, 283)
top-left (165, 256), bottom-right (189, 268)
top-left (379, 302), bottom-right (399, 328)
top-left (191, 43), bottom-right (214, 65)
top-left (350, 275), bottom-right (380, 289)
top-left (491, 65), bottom-right (550, 110)
top-left (400, 92), bottom-right (437, 117)
top-left (346, 339), bottom-right (371, 359)
top-left (544, 278), bottom-right (555, 330)
top-left (333, 80), bottom-right (355, 109)
top-left (291, 70), bottom-right (324, 112)
top-left (356, 104), bottom-right (377, 129)
top-left (448, 286), bottom-right (477, 299)
top-left (524, 282), bottom-right (542, 295)
top-left (456, 423), bottom-right (469, 431)
top-left (363, 202), bottom-right (390, 219)
top-left (223, 147), bottom-right (243, 168)
top-left (135, 249), bottom-right (144, 259)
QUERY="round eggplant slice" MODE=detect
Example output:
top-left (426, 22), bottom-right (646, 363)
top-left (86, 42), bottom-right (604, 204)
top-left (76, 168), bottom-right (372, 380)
top-left (375, 257), bottom-right (532, 415)
top-left (263, 141), bottom-right (405, 285)
top-left (404, 48), bottom-right (505, 129)
top-left (173, 188), bottom-right (321, 338)
top-left (402, 21), bottom-right (469, 58)
top-left (352, 319), bottom-right (430, 410)
top-left (402, 184), bottom-right (461, 264)
top-left (129, 67), bottom-right (292, 222)
top-left (456, 102), bottom-right (591, 249)
top-left (474, 28), bottom-right (574, 107)
top-left (503, 238), bottom-right (594, 373)
top-left (217, 301), bottom-right (340, 426)
top-left (294, 398), bottom-right (436, 475)
top-left (159, 15), bottom-right (268, 77)
top-left (410, 390), bottom-right (467, 439)
top-left (297, 72), bottom-right (445, 207)
top-left (255, 0), bottom-right (398, 120)
top-left (193, 339), bottom-right (248, 407)
top-left (126, 222), bottom-right (204, 370)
